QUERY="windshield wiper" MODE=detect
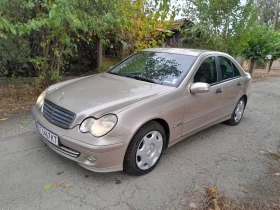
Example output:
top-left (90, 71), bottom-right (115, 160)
top-left (130, 75), bottom-right (156, 84)
top-left (109, 72), bottom-right (156, 84)
top-left (108, 72), bottom-right (121, 76)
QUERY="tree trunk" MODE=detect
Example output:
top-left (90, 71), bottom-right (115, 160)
top-left (249, 58), bottom-right (257, 75)
top-left (97, 37), bottom-right (103, 69)
top-left (267, 60), bottom-right (274, 73)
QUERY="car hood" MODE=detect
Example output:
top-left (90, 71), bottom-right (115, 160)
top-left (45, 73), bottom-right (174, 125)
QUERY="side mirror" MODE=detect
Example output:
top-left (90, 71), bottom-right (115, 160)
top-left (190, 82), bottom-right (210, 94)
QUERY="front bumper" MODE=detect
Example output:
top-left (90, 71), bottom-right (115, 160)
top-left (32, 106), bottom-right (133, 172)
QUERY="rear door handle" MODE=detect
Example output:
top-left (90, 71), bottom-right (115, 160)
top-left (216, 88), bottom-right (223, 94)
top-left (237, 82), bottom-right (242, 86)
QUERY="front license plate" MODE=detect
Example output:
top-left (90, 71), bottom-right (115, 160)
top-left (36, 122), bottom-right (59, 146)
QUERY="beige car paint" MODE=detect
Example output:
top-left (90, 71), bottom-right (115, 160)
top-left (32, 48), bottom-right (252, 172)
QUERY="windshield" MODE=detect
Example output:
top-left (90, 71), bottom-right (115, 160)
top-left (108, 51), bottom-right (197, 87)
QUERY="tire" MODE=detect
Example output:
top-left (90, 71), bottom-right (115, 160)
top-left (123, 121), bottom-right (166, 176)
top-left (225, 97), bottom-right (246, 126)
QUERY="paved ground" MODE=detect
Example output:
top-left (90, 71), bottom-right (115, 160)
top-left (0, 78), bottom-right (280, 210)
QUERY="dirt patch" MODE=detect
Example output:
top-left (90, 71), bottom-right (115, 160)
top-left (201, 187), bottom-right (280, 210)
top-left (0, 84), bottom-right (42, 118)
top-left (250, 69), bottom-right (280, 82)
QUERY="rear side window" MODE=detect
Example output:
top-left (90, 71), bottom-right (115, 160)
top-left (194, 56), bottom-right (218, 84)
top-left (232, 63), bottom-right (241, 77)
top-left (218, 56), bottom-right (240, 80)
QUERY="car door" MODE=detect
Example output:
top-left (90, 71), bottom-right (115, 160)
top-left (181, 56), bottom-right (224, 137)
top-left (217, 56), bottom-right (243, 117)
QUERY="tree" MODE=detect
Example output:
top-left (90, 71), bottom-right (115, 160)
top-left (0, 35), bottom-right (30, 77)
top-left (266, 47), bottom-right (280, 73)
top-left (117, 0), bottom-right (176, 56)
top-left (0, 0), bottom-right (122, 86)
top-left (255, 0), bottom-right (278, 27)
top-left (240, 25), bottom-right (280, 74)
top-left (181, 0), bottom-right (257, 56)
top-left (0, 0), bottom-right (176, 86)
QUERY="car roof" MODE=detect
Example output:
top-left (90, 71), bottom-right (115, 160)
top-left (142, 48), bottom-right (219, 57)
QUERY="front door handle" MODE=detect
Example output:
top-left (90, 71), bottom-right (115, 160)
top-left (237, 82), bottom-right (242, 86)
top-left (216, 88), bottom-right (223, 94)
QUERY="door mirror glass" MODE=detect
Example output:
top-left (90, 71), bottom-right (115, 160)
top-left (190, 82), bottom-right (210, 94)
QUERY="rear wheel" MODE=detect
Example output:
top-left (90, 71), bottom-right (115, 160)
top-left (226, 97), bottom-right (245, 126)
top-left (123, 121), bottom-right (166, 175)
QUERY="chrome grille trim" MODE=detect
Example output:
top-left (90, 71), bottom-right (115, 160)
top-left (43, 100), bottom-right (76, 129)
top-left (45, 140), bottom-right (80, 158)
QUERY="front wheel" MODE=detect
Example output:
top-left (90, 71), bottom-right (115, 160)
top-left (123, 121), bottom-right (166, 176)
top-left (226, 97), bottom-right (246, 126)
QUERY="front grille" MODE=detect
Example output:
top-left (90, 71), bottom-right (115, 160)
top-left (43, 100), bottom-right (76, 129)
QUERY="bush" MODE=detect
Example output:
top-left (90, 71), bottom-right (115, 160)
top-left (0, 36), bottom-right (31, 77)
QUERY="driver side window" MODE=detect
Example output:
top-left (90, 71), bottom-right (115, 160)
top-left (194, 57), bottom-right (218, 84)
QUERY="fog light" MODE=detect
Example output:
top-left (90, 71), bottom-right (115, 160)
top-left (86, 156), bottom-right (96, 164)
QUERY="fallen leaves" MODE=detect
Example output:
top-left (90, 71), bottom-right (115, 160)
top-left (189, 202), bottom-right (197, 209)
top-left (204, 186), bottom-right (280, 210)
top-left (231, 157), bottom-right (238, 161)
top-left (204, 186), bottom-right (224, 210)
top-left (53, 182), bottom-right (62, 187)
top-left (43, 184), bottom-right (53, 191)
top-left (0, 84), bottom-right (42, 116)
top-left (0, 118), bottom-right (8, 121)
top-left (65, 184), bottom-right (71, 188)
top-left (275, 172), bottom-right (280, 176)
top-left (43, 182), bottom-right (72, 191)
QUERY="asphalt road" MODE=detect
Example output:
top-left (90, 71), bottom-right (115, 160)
top-left (0, 78), bottom-right (280, 210)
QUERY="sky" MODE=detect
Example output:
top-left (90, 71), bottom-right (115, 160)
top-left (172, 0), bottom-right (186, 19)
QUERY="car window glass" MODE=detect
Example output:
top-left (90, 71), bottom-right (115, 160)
top-left (232, 62), bottom-right (241, 77)
top-left (219, 56), bottom-right (240, 80)
top-left (194, 56), bottom-right (217, 84)
top-left (109, 52), bottom-right (197, 87)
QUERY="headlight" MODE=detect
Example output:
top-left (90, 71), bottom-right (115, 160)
top-left (36, 90), bottom-right (46, 109)
top-left (79, 115), bottom-right (117, 137)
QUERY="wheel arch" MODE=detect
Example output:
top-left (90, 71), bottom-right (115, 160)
top-left (130, 118), bottom-right (171, 149)
top-left (152, 118), bottom-right (170, 149)
top-left (241, 94), bottom-right (248, 107)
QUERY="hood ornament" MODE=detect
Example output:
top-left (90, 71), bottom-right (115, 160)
top-left (58, 91), bottom-right (64, 101)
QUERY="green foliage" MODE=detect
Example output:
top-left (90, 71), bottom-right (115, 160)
top-left (0, 36), bottom-right (30, 77)
top-left (181, 0), bottom-right (257, 56)
top-left (0, 0), bottom-right (175, 86)
top-left (0, 0), bottom-right (122, 86)
top-left (240, 25), bottom-right (280, 60)
top-left (116, 0), bottom-right (177, 54)
top-left (255, 0), bottom-right (278, 27)
top-left (270, 47), bottom-right (280, 61)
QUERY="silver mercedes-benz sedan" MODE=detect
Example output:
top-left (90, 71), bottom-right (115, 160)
top-left (32, 48), bottom-right (252, 175)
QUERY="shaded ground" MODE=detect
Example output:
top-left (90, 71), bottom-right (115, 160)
top-left (0, 78), bottom-right (280, 210)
